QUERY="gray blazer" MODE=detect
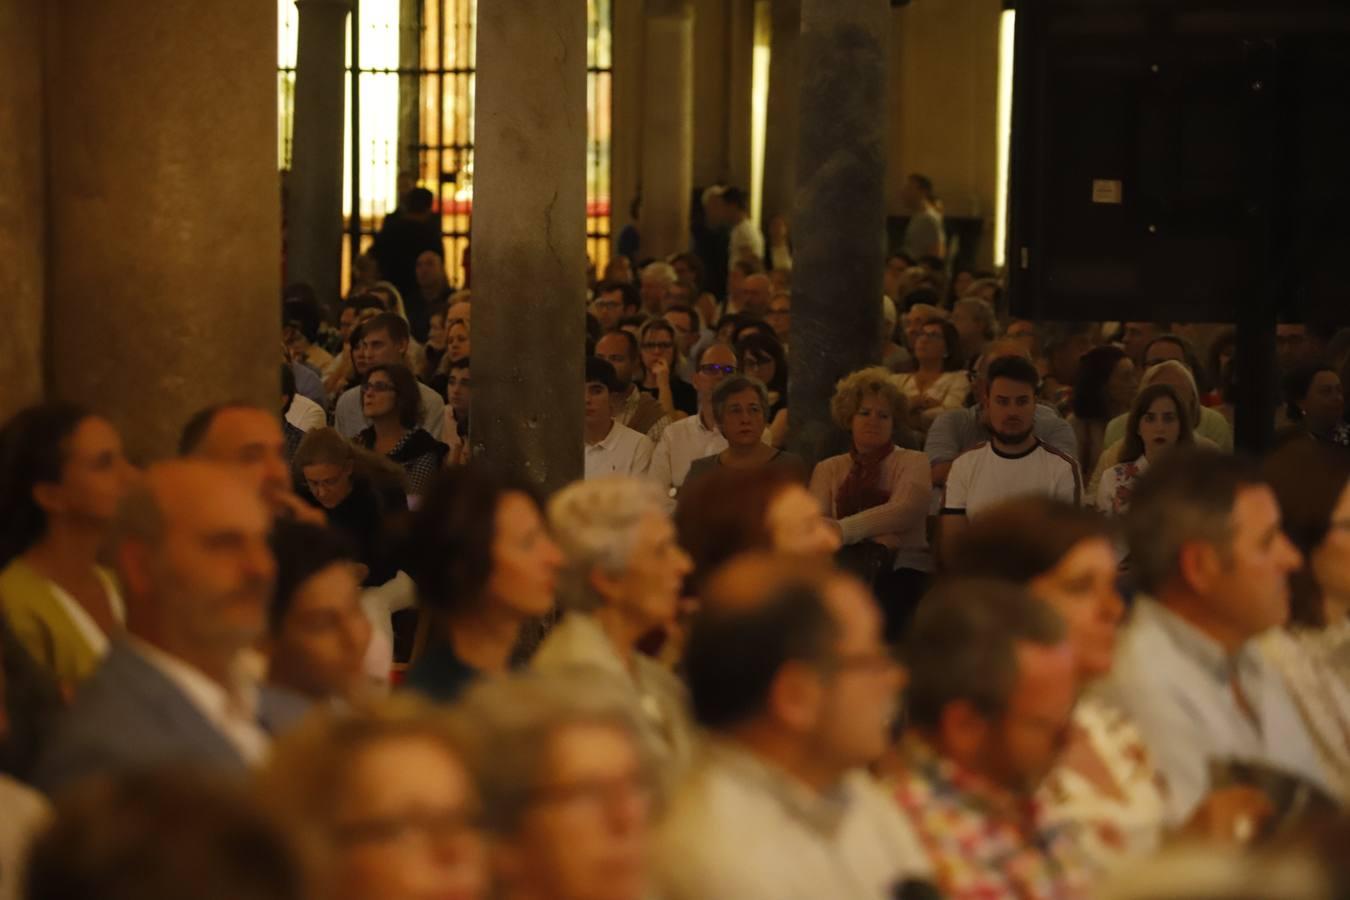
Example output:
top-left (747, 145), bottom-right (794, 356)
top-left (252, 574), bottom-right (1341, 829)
top-left (34, 641), bottom-right (308, 794)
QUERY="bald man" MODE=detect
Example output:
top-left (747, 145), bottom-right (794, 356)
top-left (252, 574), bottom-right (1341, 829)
top-left (180, 404), bottom-right (324, 525)
top-left (36, 461), bottom-right (308, 792)
top-left (653, 555), bottom-right (931, 899)
top-left (733, 273), bottom-right (773, 319)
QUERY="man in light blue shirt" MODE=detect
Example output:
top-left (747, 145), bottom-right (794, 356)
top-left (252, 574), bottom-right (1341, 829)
top-left (1103, 450), bottom-right (1331, 826)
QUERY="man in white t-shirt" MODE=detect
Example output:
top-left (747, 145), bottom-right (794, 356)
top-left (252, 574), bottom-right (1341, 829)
top-left (941, 355), bottom-right (1081, 562)
top-left (584, 357), bottom-right (654, 480)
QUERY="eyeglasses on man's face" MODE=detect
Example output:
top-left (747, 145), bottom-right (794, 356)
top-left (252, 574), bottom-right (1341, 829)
top-left (698, 363), bottom-right (736, 376)
top-left (642, 341), bottom-right (674, 352)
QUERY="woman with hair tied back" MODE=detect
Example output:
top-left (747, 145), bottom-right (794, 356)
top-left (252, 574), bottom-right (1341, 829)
top-left (0, 404), bottom-right (136, 693)
top-left (402, 464), bottom-right (563, 704)
top-left (953, 496), bottom-right (1274, 876)
top-left (809, 367), bottom-right (933, 642)
top-left (1259, 440), bottom-right (1350, 801)
top-left (293, 427), bottom-right (408, 588)
top-left (354, 363), bottom-right (447, 497)
top-left (534, 477), bottom-right (696, 778)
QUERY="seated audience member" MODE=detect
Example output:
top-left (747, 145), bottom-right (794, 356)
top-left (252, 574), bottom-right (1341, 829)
top-left (35, 462), bottom-right (307, 792)
top-left (536, 478), bottom-right (695, 775)
top-left (925, 339), bottom-right (1078, 487)
top-left (1095, 383), bottom-right (1194, 516)
top-left (1, 615), bottom-right (65, 782)
top-left (1259, 442), bottom-right (1350, 801)
top-left (765, 291), bottom-right (791, 345)
top-left (664, 304), bottom-right (706, 380)
top-left (420, 301), bottom-right (450, 380)
top-left (735, 331), bottom-right (790, 446)
top-left (265, 521), bottom-right (374, 705)
top-left (402, 465), bottom-right (563, 703)
top-left (293, 428), bottom-right (408, 587)
top-left (584, 358), bottom-right (655, 480)
top-left (810, 368), bottom-right (933, 641)
top-left (1139, 333), bottom-right (1206, 389)
top-left (894, 578), bottom-right (1090, 898)
top-left (950, 296), bottom-right (998, 364)
top-left (879, 296), bottom-right (913, 373)
top-left (283, 294), bottom-right (336, 375)
top-left (324, 308), bottom-right (377, 400)
top-left (639, 261), bottom-right (679, 315)
top-left (638, 318), bottom-right (698, 418)
top-left (1119, 321), bottom-right (1169, 368)
top-left (676, 468), bottom-right (841, 592)
top-left (654, 555), bottom-right (931, 899)
top-left (1103, 450), bottom-right (1332, 826)
top-left (259, 697), bottom-right (486, 900)
top-left (25, 770), bottom-right (312, 900)
top-left (596, 330), bottom-right (670, 441)
top-left (280, 364), bottom-right (317, 463)
top-left (1040, 322), bottom-right (1098, 414)
top-left (180, 403), bottom-right (324, 525)
top-left (440, 318), bottom-right (471, 374)
top-left (951, 500), bottom-right (1270, 874)
top-left (0, 405), bottom-right (134, 693)
top-left (354, 364), bottom-right (448, 497)
top-left (649, 343), bottom-right (738, 495)
top-left (896, 319), bottom-right (972, 431)
top-left (1102, 358), bottom-right (1232, 452)
top-left (683, 376), bottom-right (806, 489)
top-left (454, 672), bottom-right (653, 900)
top-left (1068, 345), bottom-right (1137, 477)
top-left (334, 313), bottom-right (445, 440)
top-left (1276, 363), bottom-right (1350, 449)
top-left (591, 280), bottom-right (638, 334)
top-left (442, 355), bottom-right (472, 466)
top-left (290, 358), bottom-right (329, 409)
top-left (940, 356), bottom-right (1082, 560)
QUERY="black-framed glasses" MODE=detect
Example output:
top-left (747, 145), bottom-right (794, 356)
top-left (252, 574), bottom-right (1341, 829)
top-left (642, 341), bottom-right (674, 351)
top-left (362, 382), bottom-right (396, 393)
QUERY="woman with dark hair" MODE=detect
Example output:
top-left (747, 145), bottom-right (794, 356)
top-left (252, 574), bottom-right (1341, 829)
top-left (1095, 383), bottom-right (1194, 516)
top-left (402, 464), bottom-right (563, 703)
top-left (893, 317), bottom-right (970, 434)
top-left (1277, 364), bottom-right (1350, 448)
top-left (442, 356), bottom-right (472, 467)
top-left (0, 404), bottom-right (135, 693)
top-left (676, 466), bottom-right (839, 592)
top-left (294, 427), bottom-right (408, 588)
top-left (638, 318), bottom-right (698, 418)
top-left (735, 331), bottom-right (790, 447)
top-left (952, 497), bottom-right (1267, 873)
top-left (1260, 441), bottom-right (1350, 801)
top-left (355, 363), bottom-right (447, 497)
top-left (1068, 344), bottom-right (1137, 476)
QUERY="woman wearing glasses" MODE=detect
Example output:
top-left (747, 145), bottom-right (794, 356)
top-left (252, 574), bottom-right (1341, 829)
top-left (638, 319), bottom-right (698, 419)
top-left (354, 363), bottom-right (448, 498)
top-left (892, 316), bottom-right (970, 434)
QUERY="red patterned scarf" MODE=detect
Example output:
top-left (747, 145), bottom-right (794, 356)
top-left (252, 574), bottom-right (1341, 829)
top-left (835, 444), bottom-right (895, 519)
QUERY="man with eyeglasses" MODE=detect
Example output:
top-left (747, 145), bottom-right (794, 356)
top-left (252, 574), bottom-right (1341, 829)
top-left (590, 281), bottom-right (634, 334)
top-left (648, 343), bottom-right (740, 498)
top-left (596, 331), bottom-right (670, 441)
top-left (333, 313), bottom-right (445, 440)
top-left (654, 555), bottom-right (932, 899)
top-left (893, 578), bottom-right (1088, 899)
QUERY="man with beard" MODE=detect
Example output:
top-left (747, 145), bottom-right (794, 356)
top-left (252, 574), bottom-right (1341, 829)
top-left (940, 355), bottom-right (1081, 562)
top-left (35, 462), bottom-right (307, 791)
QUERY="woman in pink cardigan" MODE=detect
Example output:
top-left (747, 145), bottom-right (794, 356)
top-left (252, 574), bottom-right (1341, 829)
top-left (809, 367), bottom-right (933, 641)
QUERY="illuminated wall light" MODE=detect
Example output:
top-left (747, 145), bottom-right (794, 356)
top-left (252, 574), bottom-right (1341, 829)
top-left (749, 0), bottom-right (771, 228)
top-left (994, 8), bottom-right (1015, 270)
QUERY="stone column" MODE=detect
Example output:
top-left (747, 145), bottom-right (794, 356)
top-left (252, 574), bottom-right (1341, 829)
top-left (44, 0), bottom-right (279, 462)
top-left (0, 0), bottom-right (47, 423)
top-left (471, 0), bottom-right (586, 493)
top-left (286, 0), bottom-right (352, 308)
top-left (640, 0), bottom-right (695, 260)
top-left (724, 0), bottom-right (756, 193)
top-left (396, 0), bottom-right (422, 186)
top-left (761, 0), bottom-right (801, 229)
top-left (788, 0), bottom-right (888, 469)
top-left (610, 0), bottom-right (644, 261)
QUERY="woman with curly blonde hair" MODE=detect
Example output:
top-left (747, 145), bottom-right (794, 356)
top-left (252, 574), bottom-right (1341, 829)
top-left (809, 366), bottom-right (933, 640)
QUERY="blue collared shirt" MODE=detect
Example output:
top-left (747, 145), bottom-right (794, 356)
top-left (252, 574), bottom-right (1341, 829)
top-left (1101, 599), bottom-right (1332, 825)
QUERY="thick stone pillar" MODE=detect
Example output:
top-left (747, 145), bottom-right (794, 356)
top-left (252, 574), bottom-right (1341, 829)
top-left (471, 0), bottom-right (586, 492)
top-left (611, 0), bottom-right (644, 261)
top-left (44, 0), bottom-right (279, 462)
top-left (286, 0), bottom-right (352, 308)
top-left (788, 0), bottom-right (888, 468)
top-left (640, 0), bottom-right (695, 260)
top-left (396, 0), bottom-right (422, 185)
top-left (761, 0), bottom-right (801, 228)
top-left (724, 0), bottom-right (756, 193)
top-left (0, 0), bottom-right (47, 423)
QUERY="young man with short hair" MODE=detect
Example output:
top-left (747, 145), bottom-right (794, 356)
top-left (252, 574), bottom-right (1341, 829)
top-left (332, 313), bottom-right (444, 439)
top-left (583, 357), bottom-right (654, 480)
top-left (595, 330), bottom-right (670, 441)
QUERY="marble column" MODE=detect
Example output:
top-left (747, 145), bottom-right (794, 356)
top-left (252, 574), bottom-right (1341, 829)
top-left (286, 0), bottom-right (352, 308)
top-left (640, 0), bottom-right (695, 260)
top-left (788, 0), bottom-right (888, 468)
top-left (761, 0), bottom-right (801, 229)
top-left (0, 0), bottom-right (47, 422)
top-left (470, 0), bottom-right (586, 492)
top-left (44, 0), bottom-right (279, 462)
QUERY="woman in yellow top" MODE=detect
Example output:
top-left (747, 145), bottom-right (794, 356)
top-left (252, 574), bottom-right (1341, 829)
top-left (0, 404), bottom-right (135, 695)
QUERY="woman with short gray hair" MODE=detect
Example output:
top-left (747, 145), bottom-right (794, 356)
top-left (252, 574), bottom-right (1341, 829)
top-left (682, 375), bottom-right (808, 490)
top-left (454, 671), bottom-right (655, 900)
top-left (533, 477), bottom-right (696, 777)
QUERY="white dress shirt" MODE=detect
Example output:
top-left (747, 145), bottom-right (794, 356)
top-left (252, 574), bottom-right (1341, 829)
top-left (285, 393), bottom-right (327, 432)
top-left (584, 421), bottom-right (654, 480)
top-left (648, 412), bottom-right (728, 495)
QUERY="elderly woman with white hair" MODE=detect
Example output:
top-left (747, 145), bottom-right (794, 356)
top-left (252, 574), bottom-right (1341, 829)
top-left (533, 477), bottom-right (697, 776)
